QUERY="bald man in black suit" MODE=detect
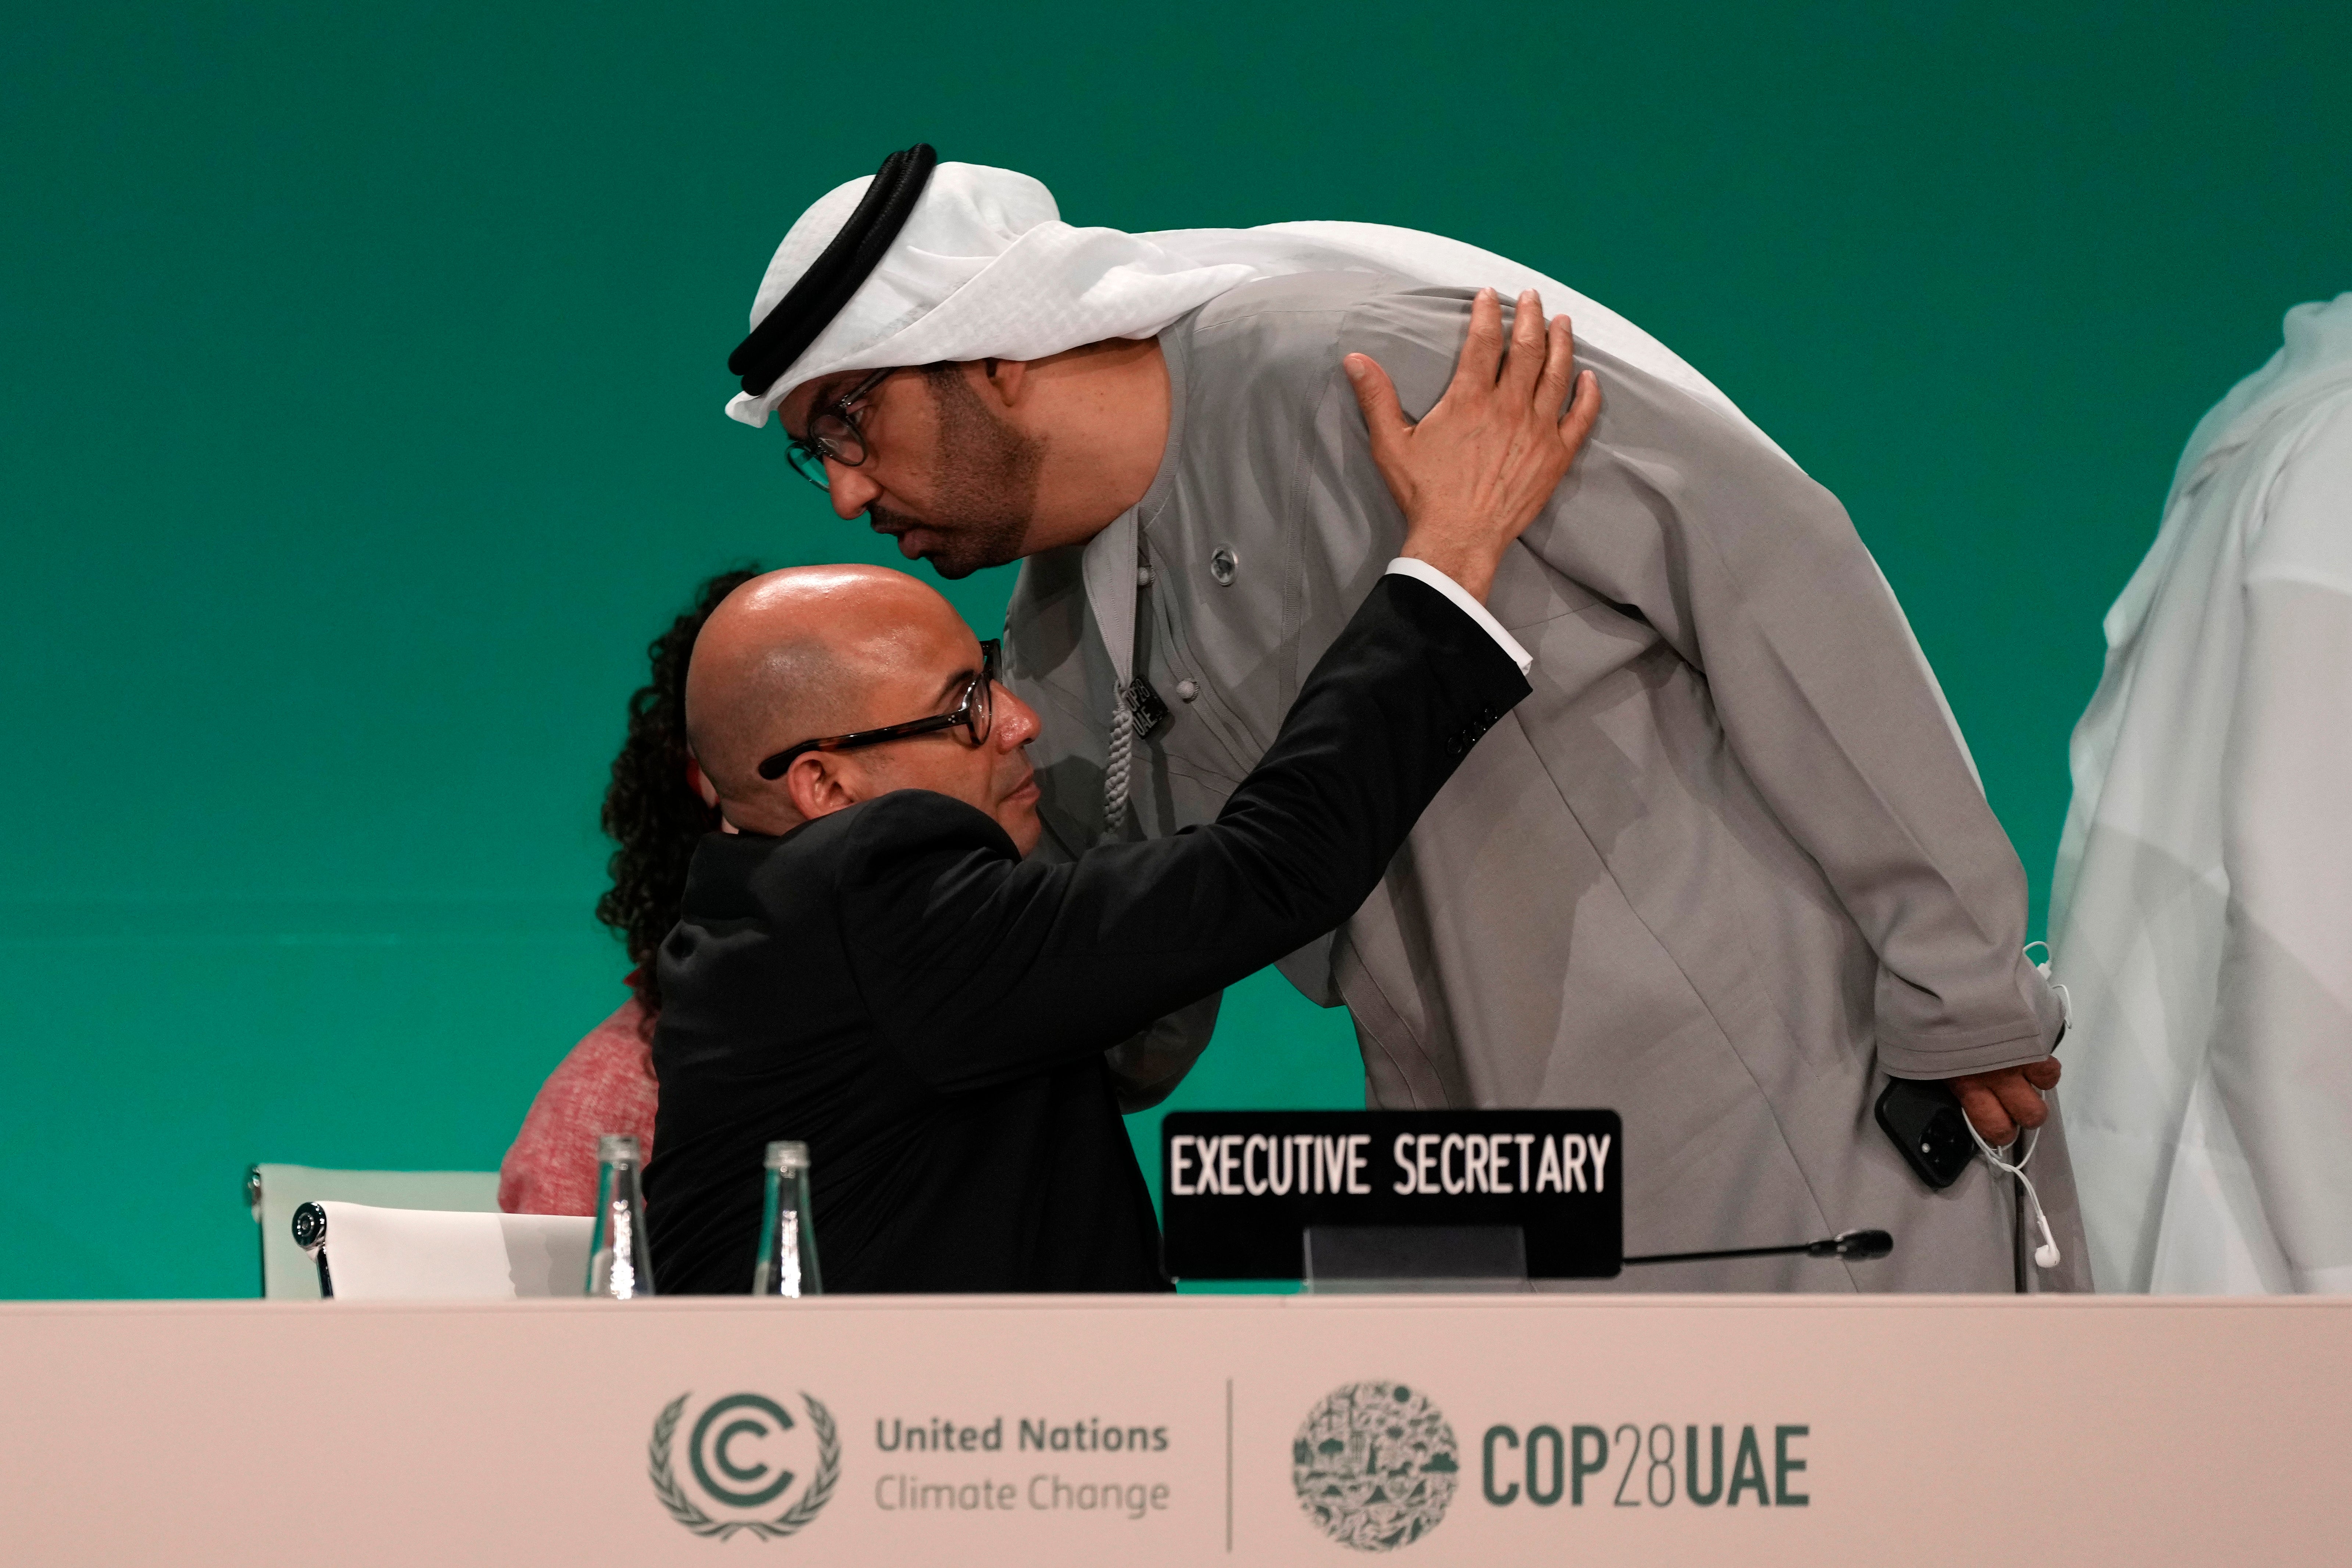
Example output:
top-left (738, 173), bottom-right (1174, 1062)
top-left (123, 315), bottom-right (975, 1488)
top-left (645, 294), bottom-right (1599, 1292)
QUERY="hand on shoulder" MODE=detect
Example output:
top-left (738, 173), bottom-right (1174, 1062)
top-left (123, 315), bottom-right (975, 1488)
top-left (1345, 287), bottom-right (1602, 603)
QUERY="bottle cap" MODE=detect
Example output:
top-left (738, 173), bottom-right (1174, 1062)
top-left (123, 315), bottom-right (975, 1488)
top-left (596, 1134), bottom-right (643, 1164)
top-left (765, 1140), bottom-right (811, 1173)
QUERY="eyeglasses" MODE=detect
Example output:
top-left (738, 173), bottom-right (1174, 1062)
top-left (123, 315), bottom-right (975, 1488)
top-left (783, 367), bottom-right (899, 491)
top-left (757, 640), bottom-right (999, 780)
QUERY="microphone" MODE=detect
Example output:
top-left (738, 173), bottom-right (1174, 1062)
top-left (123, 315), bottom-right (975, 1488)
top-left (1622, 1228), bottom-right (1893, 1267)
top-left (1807, 1228), bottom-right (1894, 1261)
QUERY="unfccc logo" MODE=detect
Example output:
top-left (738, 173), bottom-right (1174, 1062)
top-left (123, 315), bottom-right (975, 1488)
top-left (649, 1390), bottom-right (841, 1541)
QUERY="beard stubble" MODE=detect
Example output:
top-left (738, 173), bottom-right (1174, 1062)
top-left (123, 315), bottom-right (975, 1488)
top-left (868, 364), bottom-right (1046, 580)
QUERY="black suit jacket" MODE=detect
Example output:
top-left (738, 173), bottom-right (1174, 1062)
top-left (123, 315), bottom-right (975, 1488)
top-left (643, 574), bottom-right (1529, 1293)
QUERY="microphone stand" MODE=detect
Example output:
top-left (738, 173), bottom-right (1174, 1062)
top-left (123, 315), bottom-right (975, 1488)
top-left (1622, 1228), bottom-right (1893, 1267)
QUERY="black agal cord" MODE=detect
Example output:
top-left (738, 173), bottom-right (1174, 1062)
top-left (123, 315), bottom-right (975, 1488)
top-left (728, 143), bottom-right (939, 400)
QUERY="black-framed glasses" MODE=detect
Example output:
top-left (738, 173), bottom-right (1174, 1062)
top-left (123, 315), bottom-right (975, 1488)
top-left (757, 640), bottom-right (999, 780)
top-left (783, 367), bottom-right (899, 491)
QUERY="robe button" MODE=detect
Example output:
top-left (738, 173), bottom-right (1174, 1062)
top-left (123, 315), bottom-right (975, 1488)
top-left (1209, 546), bottom-right (1238, 586)
top-left (1176, 679), bottom-right (1199, 702)
top-left (1136, 565), bottom-right (1154, 587)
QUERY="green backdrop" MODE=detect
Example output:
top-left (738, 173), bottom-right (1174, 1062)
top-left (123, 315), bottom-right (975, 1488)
top-left (4, 1), bottom-right (2344, 1299)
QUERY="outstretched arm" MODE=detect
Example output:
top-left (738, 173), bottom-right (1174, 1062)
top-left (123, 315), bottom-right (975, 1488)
top-left (848, 574), bottom-right (1530, 1091)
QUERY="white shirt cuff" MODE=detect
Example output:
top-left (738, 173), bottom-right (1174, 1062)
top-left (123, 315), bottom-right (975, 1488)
top-left (1382, 557), bottom-right (1533, 674)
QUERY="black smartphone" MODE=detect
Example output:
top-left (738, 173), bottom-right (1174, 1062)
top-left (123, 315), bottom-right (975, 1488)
top-left (1875, 1077), bottom-right (1976, 1189)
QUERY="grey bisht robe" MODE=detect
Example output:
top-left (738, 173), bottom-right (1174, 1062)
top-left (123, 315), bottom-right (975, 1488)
top-left (1005, 273), bottom-right (2087, 1291)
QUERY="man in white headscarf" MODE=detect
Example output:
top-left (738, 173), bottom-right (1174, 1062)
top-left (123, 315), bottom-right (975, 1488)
top-left (2050, 292), bottom-right (2352, 1295)
top-left (722, 145), bottom-right (2082, 1291)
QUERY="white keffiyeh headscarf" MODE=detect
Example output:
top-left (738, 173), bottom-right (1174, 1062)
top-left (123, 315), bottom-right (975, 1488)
top-left (726, 160), bottom-right (1777, 460)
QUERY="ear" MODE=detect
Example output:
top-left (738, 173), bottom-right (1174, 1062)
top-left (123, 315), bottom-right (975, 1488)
top-left (977, 356), bottom-right (1030, 410)
top-left (686, 758), bottom-right (718, 809)
top-left (783, 752), bottom-right (862, 823)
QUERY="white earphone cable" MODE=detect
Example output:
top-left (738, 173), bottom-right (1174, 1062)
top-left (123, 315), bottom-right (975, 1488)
top-left (1968, 1117), bottom-right (2061, 1270)
top-left (1974, 943), bottom-right (2070, 1271)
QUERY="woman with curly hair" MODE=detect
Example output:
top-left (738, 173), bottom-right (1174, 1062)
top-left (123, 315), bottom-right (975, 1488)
top-left (498, 566), bottom-right (761, 1214)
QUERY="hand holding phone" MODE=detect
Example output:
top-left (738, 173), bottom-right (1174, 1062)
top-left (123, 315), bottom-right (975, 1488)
top-left (1875, 1077), bottom-right (1977, 1189)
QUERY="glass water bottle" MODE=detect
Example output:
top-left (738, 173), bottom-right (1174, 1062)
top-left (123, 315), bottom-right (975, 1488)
top-left (752, 1140), bottom-right (822, 1297)
top-left (585, 1134), bottom-right (655, 1299)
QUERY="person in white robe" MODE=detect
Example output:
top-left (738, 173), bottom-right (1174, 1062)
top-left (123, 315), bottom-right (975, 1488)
top-left (2051, 291), bottom-right (2352, 1294)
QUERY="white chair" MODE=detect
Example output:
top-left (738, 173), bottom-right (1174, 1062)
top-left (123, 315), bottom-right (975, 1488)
top-left (247, 1164), bottom-right (502, 1299)
top-left (291, 1200), bottom-right (594, 1300)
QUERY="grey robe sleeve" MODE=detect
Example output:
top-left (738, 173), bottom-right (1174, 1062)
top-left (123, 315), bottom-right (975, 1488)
top-left (1339, 292), bottom-right (2063, 1078)
top-left (1540, 371), bottom-right (2059, 1075)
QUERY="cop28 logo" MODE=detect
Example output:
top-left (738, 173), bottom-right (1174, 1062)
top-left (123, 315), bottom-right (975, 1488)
top-left (1293, 1382), bottom-right (1460, 1551)
top-left (649, 1390), bottom-right (841, 1541)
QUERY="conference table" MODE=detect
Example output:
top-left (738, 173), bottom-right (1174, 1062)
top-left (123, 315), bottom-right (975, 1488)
top-left (4, 1293), bottom-right (2346, 1564)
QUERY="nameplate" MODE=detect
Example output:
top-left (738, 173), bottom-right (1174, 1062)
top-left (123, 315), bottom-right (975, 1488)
top-left (1160, 1111), bottom-right (1622, 1280)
